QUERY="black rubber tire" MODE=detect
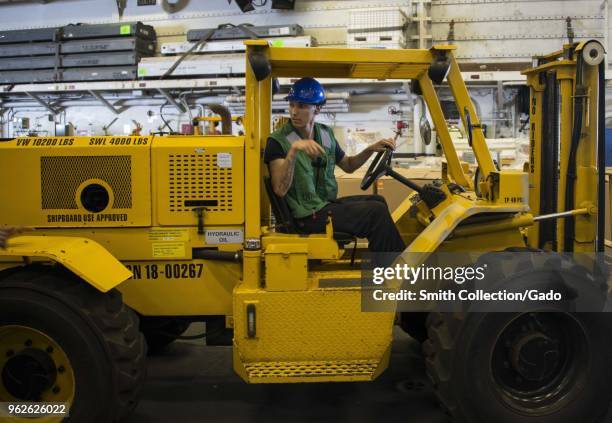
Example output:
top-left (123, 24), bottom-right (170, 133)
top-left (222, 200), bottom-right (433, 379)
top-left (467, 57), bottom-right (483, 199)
top-left (0, 265), bottom-right (147, 423)
top-left (423, 252), bottom-right (612, 423)
top-left (140, 316), bottom-right (190, 354)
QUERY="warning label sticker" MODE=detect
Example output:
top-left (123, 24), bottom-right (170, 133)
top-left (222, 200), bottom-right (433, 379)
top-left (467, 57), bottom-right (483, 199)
top-left (148, 228), bottom-right (190, 242)
top-left (152, 242), bottom-right (186, 258)
top-left (217, 153), bottom-right (232, 168)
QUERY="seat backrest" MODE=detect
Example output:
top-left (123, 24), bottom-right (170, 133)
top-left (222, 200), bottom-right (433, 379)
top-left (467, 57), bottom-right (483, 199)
top-left (263, 176), bottom-right (297, 233)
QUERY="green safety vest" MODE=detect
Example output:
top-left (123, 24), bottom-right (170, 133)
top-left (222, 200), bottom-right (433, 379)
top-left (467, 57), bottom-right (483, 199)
top-left (268, 122), bottom-right (339, 219)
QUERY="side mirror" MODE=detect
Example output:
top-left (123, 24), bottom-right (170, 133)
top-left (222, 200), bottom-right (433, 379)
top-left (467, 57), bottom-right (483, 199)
top-left (428, 51), bottom-right (451, 84)
top-left (248, 50), bottom-right (272, 81)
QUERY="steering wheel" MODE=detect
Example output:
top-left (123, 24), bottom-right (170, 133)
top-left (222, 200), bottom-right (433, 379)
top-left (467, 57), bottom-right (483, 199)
top-left (360, 147), bottom-right (393, 190)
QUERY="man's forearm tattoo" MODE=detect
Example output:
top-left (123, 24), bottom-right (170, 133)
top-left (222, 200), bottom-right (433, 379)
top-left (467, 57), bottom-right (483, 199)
top-left (279, 154), bottom-right (297, 194)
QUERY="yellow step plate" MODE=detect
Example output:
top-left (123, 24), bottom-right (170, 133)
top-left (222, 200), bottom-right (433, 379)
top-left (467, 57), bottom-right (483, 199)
top-left (244, 359), bottom-right (380, 383)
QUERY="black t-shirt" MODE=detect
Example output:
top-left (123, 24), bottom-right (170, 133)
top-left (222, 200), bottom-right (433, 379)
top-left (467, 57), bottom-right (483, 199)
top-left (263, 136), bottom-right (346, 164)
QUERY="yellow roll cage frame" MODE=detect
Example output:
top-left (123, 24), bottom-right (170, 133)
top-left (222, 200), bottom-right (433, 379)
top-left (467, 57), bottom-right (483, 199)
top-left (242, 41), bottom-right (497, 237)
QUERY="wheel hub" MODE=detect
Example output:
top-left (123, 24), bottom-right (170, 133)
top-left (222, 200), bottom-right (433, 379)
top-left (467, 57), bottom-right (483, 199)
top-left (510, 332), bottom-right (560, 382)
top-left (491, 312), bottom-right (587, 415)
top-left (0, 325), bottom-right (75, 404)
top-left (2, 348), bottom-right (57, 400)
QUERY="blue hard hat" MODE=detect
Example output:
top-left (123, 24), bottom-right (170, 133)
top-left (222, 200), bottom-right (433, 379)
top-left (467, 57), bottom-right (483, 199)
top-left (285, 77), bottom-right (326, 105)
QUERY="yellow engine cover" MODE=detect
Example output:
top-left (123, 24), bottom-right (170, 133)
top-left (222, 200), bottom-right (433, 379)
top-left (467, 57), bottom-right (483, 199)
top-left (152, 135), bottom-right (245, 226)
top-left (0, 136), bottom-right (151, 227)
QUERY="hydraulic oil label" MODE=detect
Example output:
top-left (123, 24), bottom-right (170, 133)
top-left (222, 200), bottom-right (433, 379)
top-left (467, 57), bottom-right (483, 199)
top-left (205, 229), bottom-right (243, 245)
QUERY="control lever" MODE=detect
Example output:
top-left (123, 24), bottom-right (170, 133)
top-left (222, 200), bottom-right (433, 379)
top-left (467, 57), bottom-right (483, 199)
top-left (193, 207), bottom-right (206, 235)
top-left (184, 200), bottom-right (218, 235)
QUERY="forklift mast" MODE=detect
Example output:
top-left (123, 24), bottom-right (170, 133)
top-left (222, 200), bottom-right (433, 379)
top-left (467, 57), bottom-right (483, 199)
top-left (523, 40), bottom-right (605, 252)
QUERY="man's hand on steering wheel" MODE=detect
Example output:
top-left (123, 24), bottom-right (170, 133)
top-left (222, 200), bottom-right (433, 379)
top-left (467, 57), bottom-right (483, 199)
top-left (360, 139), bottom-right (396, 190)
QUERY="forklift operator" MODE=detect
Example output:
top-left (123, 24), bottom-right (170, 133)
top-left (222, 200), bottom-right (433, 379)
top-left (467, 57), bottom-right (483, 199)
top-left (264, 77), bottom-right (406, 253)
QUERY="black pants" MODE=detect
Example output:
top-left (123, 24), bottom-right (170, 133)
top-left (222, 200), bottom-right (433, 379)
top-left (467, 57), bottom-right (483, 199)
top-left (295, 195), bottom-right (406, 253)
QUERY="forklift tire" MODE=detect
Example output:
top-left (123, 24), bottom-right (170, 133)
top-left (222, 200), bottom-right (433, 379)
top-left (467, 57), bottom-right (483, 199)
top-left (0, 265), bottom-right (147, 423)
top-left (140, 317), bottom-right (190, 354)
top-left (423, 253), bottom-right (612, 423)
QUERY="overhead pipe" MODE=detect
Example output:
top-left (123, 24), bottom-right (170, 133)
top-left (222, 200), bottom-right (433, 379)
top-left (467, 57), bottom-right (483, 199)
top-left (227, 107), bottom-right (350, 114)
top-left (224, 92), bottom-right (350, 103)
top-left (206, 104), bottom-right (233, 135)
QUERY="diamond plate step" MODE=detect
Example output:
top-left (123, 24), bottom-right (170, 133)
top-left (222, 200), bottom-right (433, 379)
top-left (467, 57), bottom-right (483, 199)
top-left (244, 359), bottom-right (380, 383)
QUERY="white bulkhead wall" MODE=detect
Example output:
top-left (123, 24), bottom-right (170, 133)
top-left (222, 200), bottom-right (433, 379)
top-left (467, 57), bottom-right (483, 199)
top-left (433, 0), bottom-right (606, 63)
top-left (0, 0), bottom-right (608, 140)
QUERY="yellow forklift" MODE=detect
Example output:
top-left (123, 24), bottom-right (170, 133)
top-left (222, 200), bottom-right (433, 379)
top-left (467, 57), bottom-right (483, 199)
top-left (0, 39), bottom-right (608, 423)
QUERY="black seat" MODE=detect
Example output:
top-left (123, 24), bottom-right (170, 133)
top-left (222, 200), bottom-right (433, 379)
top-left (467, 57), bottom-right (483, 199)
top-left (263, 176), bottom-right (354, 246)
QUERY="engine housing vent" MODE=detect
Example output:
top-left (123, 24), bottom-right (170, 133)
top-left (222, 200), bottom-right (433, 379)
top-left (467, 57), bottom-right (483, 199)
top-left (40, 155), bottom-right (132, 210)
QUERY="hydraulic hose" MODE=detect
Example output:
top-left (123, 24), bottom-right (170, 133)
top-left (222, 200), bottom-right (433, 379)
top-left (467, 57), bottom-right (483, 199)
top-left (563, 54), bottom-right (584, 252)
top-left (192, 249), bottom-right (242, 261)
top-left (597, 60), bottom-right (605, 252)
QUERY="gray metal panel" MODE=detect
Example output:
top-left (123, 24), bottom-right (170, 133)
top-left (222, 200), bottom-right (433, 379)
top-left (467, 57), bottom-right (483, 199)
top-left (0, 56), bottom-right (57, 70)
top-left (0, 27), bottom-right (59, 44)
top-left (60, 37), bottom-right (155, 55)
top-left (138, 55), bottom-right (245, 78)
top-left (0, 53), bottom-right (141, 70)
top-left (62, 22), bottom-right (156, 40)
top-left (61, 66), bottom-right (137, 81)
top-left (187, 24), bottom-right (303, 41)
top-left (0, 38), bottom-right (155, 58)
top-left (161, 36), bottom-right (313, 54)
top-left (61, 52), bottom-right (140, 67)
top-left (0, 42), bottom-right (56, 57)
top-left (0, 68), bottom-right (137, 84)
top-left (0, 69), bottom-right (56, 83)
